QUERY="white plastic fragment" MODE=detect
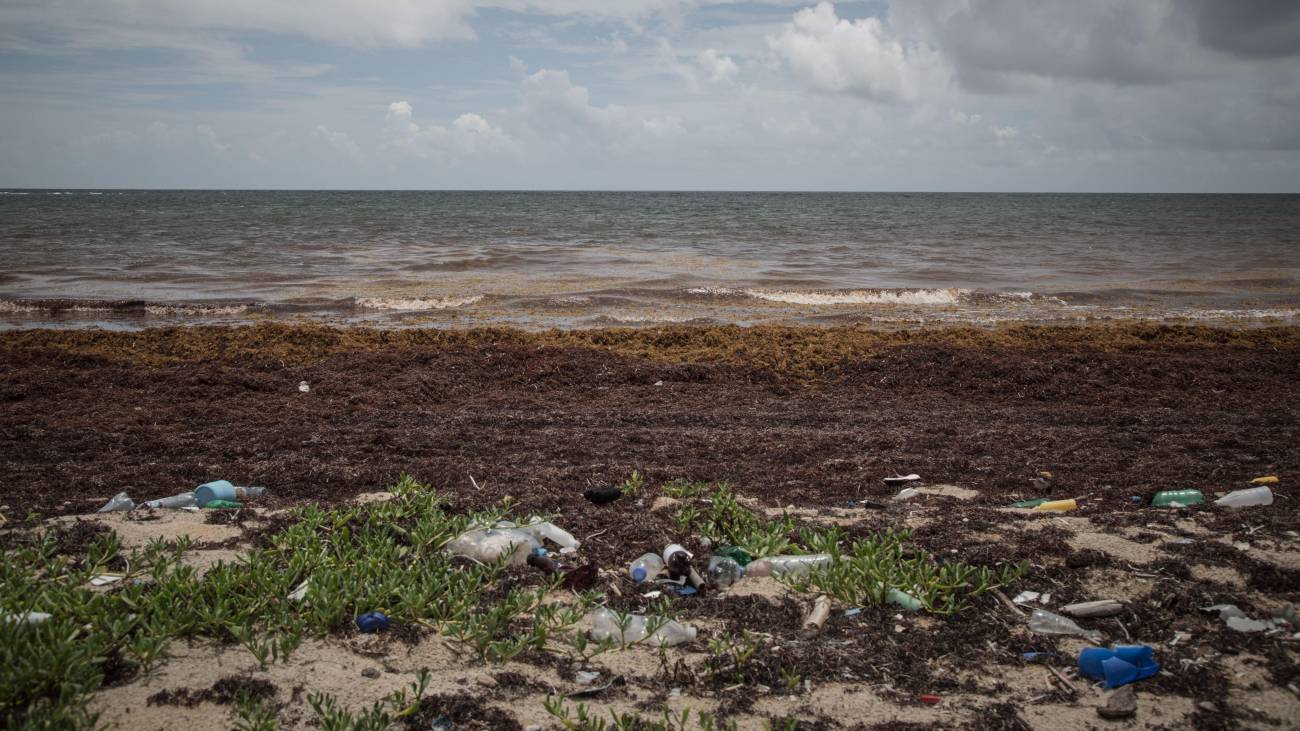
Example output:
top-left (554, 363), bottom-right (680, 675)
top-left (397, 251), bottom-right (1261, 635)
top-left (298, 381), bottom-right (310, 393)
top-left (575, 671), bottom-right (600, 685)
top-left (3, 611), bottom-right (52, 625)
top-left (288, 579), bottom-right (310, 603)
top-left (90, 574), bottom-right (123, 587)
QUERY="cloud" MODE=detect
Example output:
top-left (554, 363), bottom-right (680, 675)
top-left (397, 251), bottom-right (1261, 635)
top-left (696, 49), bottom-right (739, 83)
top-left (383, 101), bottom-right (509, 158)
top-left (769, 2), bottom-right (935, 102)
top-left (1184, 0), bottom-right (1300, 60)
top-left (312, 124), bottom-right (364, 163)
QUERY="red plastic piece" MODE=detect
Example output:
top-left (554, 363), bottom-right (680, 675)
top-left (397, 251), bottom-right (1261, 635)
top-left (920, 694), bottom-right (942, 705)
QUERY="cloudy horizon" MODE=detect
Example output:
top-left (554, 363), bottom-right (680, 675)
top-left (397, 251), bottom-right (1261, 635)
top-left (1, 0), bottom-right (1299, 192)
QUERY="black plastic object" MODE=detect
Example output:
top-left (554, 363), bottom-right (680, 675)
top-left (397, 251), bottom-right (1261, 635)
top-left (584, 487), bottom-right (623, 504)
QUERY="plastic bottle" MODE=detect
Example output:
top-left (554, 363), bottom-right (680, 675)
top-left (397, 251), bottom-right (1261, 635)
top-left (885, 588), bottom-right (922, 611)
top-left (517, 518), bottom-right (580, 553)
top-left (629, 553), bottom-right (665, 582)
top-left (662, 544), bottom-right (694, 579)
top-left (97, 492), bottom-right (134, 512)
top-left (1031, 499), bottom-right (1077, 512)
top-left (1214, 486), bottom-right (1273, 508)
top-left (142, 492), bottom-right (198, 509)
top-left (706, 556), bottom-right (745, 589)
top-left (1028, 608), bottom-right (1103, 642)
top-left (590, 607), bottom-right (696, 647)
top-left (714, 546), bottom-right (752, 566)
top-left (1010, 498), bottom-right (1049, 509)
top-left (444, 528), bottom-right (540, 566)
top-left (744, 554), bottom-right (833, 578)
top-left (1150, 490), bottom-right (1204, 507)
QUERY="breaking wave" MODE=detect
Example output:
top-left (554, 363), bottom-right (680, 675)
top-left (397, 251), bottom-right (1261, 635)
top-left (353, 295), bottom-right (483, 311)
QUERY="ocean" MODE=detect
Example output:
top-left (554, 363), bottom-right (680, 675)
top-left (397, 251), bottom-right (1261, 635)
top-left (2, 190), bottom-right (1298, 329)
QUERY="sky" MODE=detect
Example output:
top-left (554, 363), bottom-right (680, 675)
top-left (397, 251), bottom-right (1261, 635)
top-left (1, 0), bottom-right (1299, 191)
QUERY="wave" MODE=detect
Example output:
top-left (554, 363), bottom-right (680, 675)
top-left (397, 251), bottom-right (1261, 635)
top-left (353, 295), bottom-right (483, 311)
top-left (687, 287), bottom-right (967, 305)
top-left (0, 299), bottom-right (249, 316)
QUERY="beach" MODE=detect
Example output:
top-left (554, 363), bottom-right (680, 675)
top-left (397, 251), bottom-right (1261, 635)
top-left (2, 322), bottom-right (1298, 729)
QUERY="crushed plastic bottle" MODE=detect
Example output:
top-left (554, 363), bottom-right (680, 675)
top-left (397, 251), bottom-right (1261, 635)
top-left (1028, 608), bottom-right (1103, 643)
top-left (444, 527), bottom-right (540, 566)
top-left (514, 518), bottom-right (580, 553)
top-left (629, 552), bottom-right (665, 582)
top-left (1010, 498), bottom-right (1049, 509)
top-left (744, 554), bottom-right (833, 578)
top-left (1214, 486), bottom-right (1273, 508)
top-left (590, 607), bottom-right (696, 647)
top-left (97, 492), bottom-right (134, 513)
top-left (1151, 490), bottom-right (1204, 507)
top-left (706, 556), bottom-right (744, 589)
top-left (1031, 499), bottom-right (1078, 512)
top-left (142, 492), bottom-right (198, 509)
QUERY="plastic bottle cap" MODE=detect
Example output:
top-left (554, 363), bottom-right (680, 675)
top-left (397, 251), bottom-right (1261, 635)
top-left (632, 567), bottom-right (647, 582)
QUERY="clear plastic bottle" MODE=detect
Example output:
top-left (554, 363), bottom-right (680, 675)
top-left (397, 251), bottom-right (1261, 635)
top-left (238, 486), bottom-right (267, 500)
top-left (707, 556), bottom-right (744, 589)
top-left (1028, 608), bottom-right (1103, 642)
top-left (1214, 487), bottom-right (1273, 508)
top-left (517, 518), bottom-right (580, 553)
top-left (97, 492), bottom-right (134, 512)
top-left (744, 553), bottom-right (833, 578)
top-left (444, 528), bottom-right (540, 566)
top-left (142, 492), bottom-right (198, 509)
top-left (590, 607), bottom-right (696, 647)
top-left (629, 552), bottom-right (665, 582)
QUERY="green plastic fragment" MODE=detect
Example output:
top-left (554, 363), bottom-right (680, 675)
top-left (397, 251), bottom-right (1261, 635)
top-left (1010, 498), bottom-right (1049, 508)
top-left (886, 588), bottom-right (922, 611)
top-left (202, 499), bottom-right (243, 509)
top-left (715, 545), bottom-right (752, 566)
top-left (1150, 490), bottom-right (1204, 507)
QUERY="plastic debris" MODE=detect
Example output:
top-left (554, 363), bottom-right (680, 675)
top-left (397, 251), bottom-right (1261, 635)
top-left (803, 595), bottom-right (831, 633)
top-left (844, 607), bottom-right (863, 617)
top-left (89, 574), bottom-right (123, 587)
top-left (919, 694), bottom-right (942, 705)
top-left (1097, 685), bottom-right (1137, 719)
top-left (355, 611), bottom-right (389, 633)
top-left (629, 552), bottom-right (665, 582)
top-left (430, 715), bottom-right (453, 731)
top-left (583, 487), bottom-right (622, 505)
top-left (288, 579), bottom-right (310, 603)
top-left (894, 487), bottom-right (921, 500)
top-left (1022, 652), bottom-right (1056, 662)
top-left (1029, 608), bottom-right (1103, 643)
top-left (446, 527), bottom-right (540, 566)
top-left (518, 518), bottom-right (580, 553)
top-left (706, 556), bottom-right (744, 589)
top-left (1038, 471), bottom-right (1054, 479)
top-left (883, 474), bottom-right (921, 486)
top-left (1151, 490), bottom-right (1204, 507)
top-left (1010, 498), bottom-right (1049, 508)
top-left (194, 481), bottom-right (265, 507)
top-left (3, 611), bottom-right (51, 626)
top-left (203, 499), bottom-right (243, 509)
top-left (1031, 499), bottom-right (1077, 512)
top-left (98, 492), bottom-right (134, 513)
top-left (575, 670), bottom-right (601, 685)
top-left (663, 543), bottom-right (694, 578)
top-left (714, 546), bottom-right (752, 566)
top-left (1214, 486), bottom-right (1273, 508)
top-left (886, 588), bottom-right (922, 611)
top-left (298, 381), bottom-right (310, 393)
top-left (1078, 645), bottom-right (1159, 688)
top-left (1202, 604), bottom-right (1289, 633)
top-left (1249, 475), bottom-right (1278, 485)
top-left (1013, 591), bottom-right (1042, 605)
top-left (744, 554), bottom-right (833, 578)
top-left (590, 607), bottom-right (696, 647)
top-left (1062, 600), bottom-right (1125, 618)
top-left (142, 492), bottom-right (198, 509)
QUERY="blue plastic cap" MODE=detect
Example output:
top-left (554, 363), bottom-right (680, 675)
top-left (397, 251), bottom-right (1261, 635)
top-left (632, 567), bottom-right (647, 582)
top-left (356, 611), bottom-right (390, 633)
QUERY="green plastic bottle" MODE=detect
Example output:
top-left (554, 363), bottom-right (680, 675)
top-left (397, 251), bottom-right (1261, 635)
top-left (1150, 490), bottom-right (1204, 507)
top-left (715, 545), bottom-right (752, 567)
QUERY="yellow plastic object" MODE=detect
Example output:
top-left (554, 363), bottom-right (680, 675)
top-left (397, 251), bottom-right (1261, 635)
top-left (1038, 471), bottom-right (1054, 479)
top-left (1249, 476), bottom-right (1278, 485)
top-left (1031, 498), bottom-right (1077, 512)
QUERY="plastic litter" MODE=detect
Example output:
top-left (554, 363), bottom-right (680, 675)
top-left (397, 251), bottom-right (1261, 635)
top-left (1013, 591), bottom-right (1051, 606)
top-left (575, 670), bottom-right (601, 685)
top-left (1031, 499), bottom-right (1077, 512)
top-left (744, 553), bottom-right (833, 578)
top-left (430, 715), bottom-right (453, 731)
top-left (203, 499), bottom-right (242, 509)
top-left (629, 552), bottom-right (665, 582)
top-left (90, 574), bottom-right (123, 586)
top-left (894, 487), bottom-right (921, 500)
top-left (844, 607), bottom-right (863, 617)
top-left (517, 518), bottom-right (580, 553)
top-left (194, 481), bottom-right (265, 507)
top-left (98, 492), bottom-right (135, 513)
top-left (298, 381), bottom-right (310, 393)
top-left (663, 543), bottom-right (693, 578)
top-left (590, 607), bottom-right (696, 647)
top-left (706, 555), bottom-right (744, 589)
top-left (1078, 645), bottom-right (1159, 688)
top-left (288, 579), bottom-right (310, 603)
top-left (3, 611), bottom-right (52, 625)
top-left (1010, 498), bottom-right (1049, 508)
top-left (445, 527), bottom-right (540, 566)
top-left (919, 694), bottom-right (941, 705)
top-left (1202, 604), bottom-right (1289, 633)
top-left (1151, 490), bottom-right (1204, 507)
top-left (1028, 608), bottom-right (1103, 643)
top-left (886, 588), bottom-right (922, 611)
top-left (1249, 475), bottom-right (1278, 485)
top-left (714, 545), bottom-right (752, 566)
top-left (883, 474), bottom-right (920, 486)
top-left (1062, 600), bottom-right (1124, 618)
top-left (355, 611), bottom-right (389, 633)
top-left (142, 492), bottom-right (198, 509)
top-left (583, 487), bottom-right (623, 505)
top-left (1022, 652), bottom-right (1056, 662)
top-left (1214, 486), bottom-right (1273, 508)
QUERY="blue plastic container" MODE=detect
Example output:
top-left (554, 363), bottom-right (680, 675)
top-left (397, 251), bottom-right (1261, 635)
top-left (356, 611), bottom-right (389, 633)
top-left (1078, 645), bottom-right (1159, 688)
top-left (194, 480), bottom-right (236, 507)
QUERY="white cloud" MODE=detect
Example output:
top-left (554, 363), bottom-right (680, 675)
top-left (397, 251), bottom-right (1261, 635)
top-left (696, 49), bottom-right (739, 83)
top-left (769, 2), bottom-right (936, 103)
top-left (312, 124), bottom-right (364, 163)
top-left (383, 101), bottom-right (509, 158)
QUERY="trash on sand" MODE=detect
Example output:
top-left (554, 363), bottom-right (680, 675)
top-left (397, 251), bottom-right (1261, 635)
top-left (1150, 490), bottom-right (1204, 507)
top-left (288, 579), bottom-right (310, 603)
top-left (561, 563), bottom-right (599, 592)
top-left (575, 670), bottom-right (601, 685)
top-left (883, 474), bottom-right (921, 487)
top-left (844, 607), bottom-right (863, 617)
top-left (1062, 600), bottom-right (1125, 618)
top-left (1249, 475), bottom-right (1279, 485)
top-left (567, 675), bottom-right (627, 699)
top-left (894, 487), bottom-right (921, 500)
top-left (886, 588), bottom-right (922, 611)
top-left (1022, 652), bottom-right (1056, 662)
top-left (744, 554), bottom-right (833, 578)
top-left (802, 594), bottom-right (832, 634)
top-left (446, 528), bottom-right (541, 566)
top-left (98, 492), bottom-right (134, 513)
top-left (1010, 498), bottom-right (1049, 509)
top-left (143, 492), bottom-right (198, 509)
top-left (298, 381), bottom-right (310, 393)
top-left (1214, 487), bottom-right (1273, 508)
top-left (203, 499), bottom-right (243, 509)
top-left (1097, 685), bottom-right (1137, 720)
top-left (1031, 499), bottom-right (1077, 513)
top-left (1038, 471), bottom-right (1054, 479)
top-left (714, 545), bottom-right (752, 566)
top-left (430, 715), bottom-right (453, 731)
top-left (1013, 591), bottom-right (1048, 605)
top-left (1078, 645), bottom-right (1159, 688)
top-left (629, 552), bottom-right (665, 582)
top-left (4, 611), bottom-right (52, 626)
top-left (89, 574), bottom-right (123, 587)
top-left (583, 487), bottom-right (623, 505)
top-left (1202, 604), bottom-right (1290, 633)
top-left (919, 694), bottom-right (942, 705)
top-left (518, 518), bottom-right (580, 553)
top-left (590, 607), bottom-right (696, 647)
top-left (663, 543), bottom-right (693, 578)
top-left (674, 585), bottom-right (698, 597)
top-left (707, 556), bottom-right (744, 589)
top-left (1029, 608), bottom-right (1103, 643)
top-left (355, 611), bottom-right (389, 633)
top-left (194, 480), bottom-right (266, 507)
